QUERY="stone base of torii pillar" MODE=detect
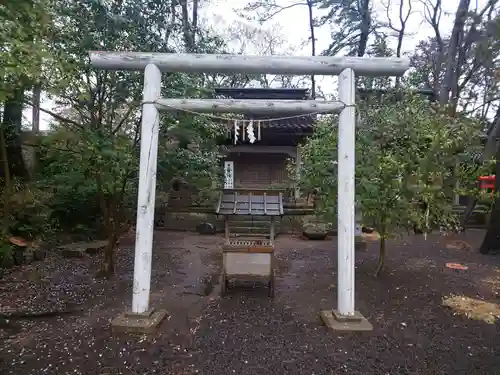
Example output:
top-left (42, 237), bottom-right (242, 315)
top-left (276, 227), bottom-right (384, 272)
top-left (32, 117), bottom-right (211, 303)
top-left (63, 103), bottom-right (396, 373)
top-left (319, 309), bottom-right (373, 331)
top-left (111, 308), bottom-right (168, 334)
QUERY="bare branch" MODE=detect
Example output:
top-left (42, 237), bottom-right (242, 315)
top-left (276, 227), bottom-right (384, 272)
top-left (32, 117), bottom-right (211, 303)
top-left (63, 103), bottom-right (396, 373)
top-left (420, 0), bottom-right (444, 51)
top-left (464, 97), bottom-right (500, 115)
top-left (112, 103), bottom-right (138, 135)
top-left (239, 1), bottom-right (309, 23)
top-left (382, 0), bottom-right (413, 58)
top-left (24, 101), bottom-right (84, 130)
top-left (256, 2), bottom-right (308, 22)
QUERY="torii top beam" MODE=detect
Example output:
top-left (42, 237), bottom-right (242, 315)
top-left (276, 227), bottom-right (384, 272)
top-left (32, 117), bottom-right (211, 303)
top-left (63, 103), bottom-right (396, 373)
top-left (89, 51), bottom-right (410, 77)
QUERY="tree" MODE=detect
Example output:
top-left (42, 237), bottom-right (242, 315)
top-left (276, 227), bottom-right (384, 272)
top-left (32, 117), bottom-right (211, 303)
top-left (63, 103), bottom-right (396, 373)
top-left (0, 0), bottom-right (53, 252)
top-left (238, 0), bottom-right (319, 96)
top-left (417, 0), bottom-right (500, 111)
top-left (298, 92), bottom-right (483, 276)
top-left (317, 0), bottom-right (374, 57)
top-left (0, 0), bottom-right (52, 181)
top-left (37, 0), bottom-right (225, 276)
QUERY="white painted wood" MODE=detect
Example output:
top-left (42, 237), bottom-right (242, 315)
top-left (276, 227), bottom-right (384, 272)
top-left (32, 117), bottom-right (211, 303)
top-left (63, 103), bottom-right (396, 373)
top-left (337, 68), bottom-right (356, 316)
top-left (132, 64), bottom-right (162, 314)
top-left (224, 253), bottom-right (272, 277)
top-left (154, 98), bottom-right (344, 115)
top-left (224, 161), bottom-right (234, 189)
top-left (89, 51), bottom-right (410, 76)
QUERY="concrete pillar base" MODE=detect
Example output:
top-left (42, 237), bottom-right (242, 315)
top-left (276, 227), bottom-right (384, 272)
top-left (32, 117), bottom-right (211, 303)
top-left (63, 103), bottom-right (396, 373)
top-left (319, 309), bottom-right (373, 331)
top-left (111, 308), bottom-right (167, 334)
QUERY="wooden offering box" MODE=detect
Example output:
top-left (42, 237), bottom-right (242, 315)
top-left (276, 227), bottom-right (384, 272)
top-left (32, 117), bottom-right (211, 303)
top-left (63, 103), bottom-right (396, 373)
top-left (216, 190), bottom-right (283, 297)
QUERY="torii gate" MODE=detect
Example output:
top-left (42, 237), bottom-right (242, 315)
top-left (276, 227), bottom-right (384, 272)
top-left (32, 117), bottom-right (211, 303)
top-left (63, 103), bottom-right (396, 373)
top-left (89, 52), bottom-right (410, 332)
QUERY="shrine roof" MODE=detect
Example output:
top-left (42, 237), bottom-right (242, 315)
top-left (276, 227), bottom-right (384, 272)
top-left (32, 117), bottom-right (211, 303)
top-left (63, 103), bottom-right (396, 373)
top-left (214, 87), bottom-right (315, 131)
top-left (220, 116), bottom-right (315, 130)
top-left (214, 87), bottom-right (310, 100)
top-left (216, 190), bottom-right (284, 216)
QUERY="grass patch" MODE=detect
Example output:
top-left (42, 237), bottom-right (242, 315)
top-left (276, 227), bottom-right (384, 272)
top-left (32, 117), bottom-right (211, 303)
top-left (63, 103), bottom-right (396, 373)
top-left (442, 295), bottom-right (500, 324)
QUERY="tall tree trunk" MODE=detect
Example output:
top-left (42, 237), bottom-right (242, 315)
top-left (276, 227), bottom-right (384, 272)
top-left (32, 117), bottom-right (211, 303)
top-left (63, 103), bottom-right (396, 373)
top-left (100, 231), bottom-right (118, 277)
top-left (357, 0), bottom-right (371, 57)
top-left (394, 0), bottom-right (411, 86)
top-left (179, 0), bottom-right (198, 52)
top-left (28, 83), bottom-right (42, 174)
top-left (374, 233), bottom-right (386, 277)
top-left (2, 87), bottom-right (29, 180)
top-left (439, 0), bottom-right (470, 106)
top-left (32, 83), bottom-right (41, 133)
top-left (0, 123), bottom-right (12, 236)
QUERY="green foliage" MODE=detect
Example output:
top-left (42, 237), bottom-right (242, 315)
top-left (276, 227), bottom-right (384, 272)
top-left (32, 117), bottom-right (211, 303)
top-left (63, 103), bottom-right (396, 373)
top-left (36, 129), bottom-right (114, 236)
top-left (317, 0), bottom-right (373, 57)
top-left (0, 177), bottom-right (54, 248)
top-left (0, 0), bottom-right (51, 100)
top-left (21, 0), bottom-right (225, 275)
top-left (158, 114), bottom-right (225, 199)
top-left (0, 240), bottom-right (14, 268)
top-left (297, 91), bottom-right (487, 273)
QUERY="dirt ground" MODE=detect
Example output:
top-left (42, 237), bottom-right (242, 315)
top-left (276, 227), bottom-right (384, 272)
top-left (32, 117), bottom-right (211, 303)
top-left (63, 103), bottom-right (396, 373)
top-left (1, 230), bottom-right (500, 375)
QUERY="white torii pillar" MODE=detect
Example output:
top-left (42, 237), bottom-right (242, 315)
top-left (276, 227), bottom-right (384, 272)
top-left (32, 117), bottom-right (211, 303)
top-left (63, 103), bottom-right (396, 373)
top-left (89, 52), bottom-right (409, 332)
top-left (132, 64), bottom-right (161, 314)
top-left (337, 68), bottom-right (356, 317)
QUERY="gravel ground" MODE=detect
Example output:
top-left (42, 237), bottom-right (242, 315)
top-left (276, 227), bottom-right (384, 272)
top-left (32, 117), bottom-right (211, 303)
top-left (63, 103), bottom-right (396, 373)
top-left (1, 230), bottom-right (500, 375)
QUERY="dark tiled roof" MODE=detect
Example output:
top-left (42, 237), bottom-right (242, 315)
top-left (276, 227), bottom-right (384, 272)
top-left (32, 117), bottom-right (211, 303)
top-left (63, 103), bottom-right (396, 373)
top-left (262, 116), bottom-right (315, 130)
top-left (216, 190), bottom-right (284, 216)
top-left (214, 87), bottom-right (315, 131)
top-left (214, 87), bottom-right (310, 100)
top-left (221, 116), bottom-right (315, 131)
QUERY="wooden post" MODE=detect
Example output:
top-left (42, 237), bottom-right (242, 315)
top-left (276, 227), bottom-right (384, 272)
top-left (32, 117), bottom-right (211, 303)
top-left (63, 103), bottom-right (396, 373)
top-left (132, 64), bottom-right (162, 314)
top-left (337, 68), bottom-right (356, 317)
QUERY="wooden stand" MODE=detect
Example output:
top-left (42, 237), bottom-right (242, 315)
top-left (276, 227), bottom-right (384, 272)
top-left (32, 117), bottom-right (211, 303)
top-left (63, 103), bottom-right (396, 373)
top-left (221, 238), bottom-right (275, 297)
top-left (217, 190), bottom-right (282, 298)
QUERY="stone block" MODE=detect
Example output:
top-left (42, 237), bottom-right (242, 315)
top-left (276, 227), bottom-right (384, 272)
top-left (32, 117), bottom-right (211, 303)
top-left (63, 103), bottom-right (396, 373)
top-left (58, 240), bottom-right (107, 258)
top-left (319, 309), bottom-right (373, 331)
top-left (111, 308), bottom-right (167, 334)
